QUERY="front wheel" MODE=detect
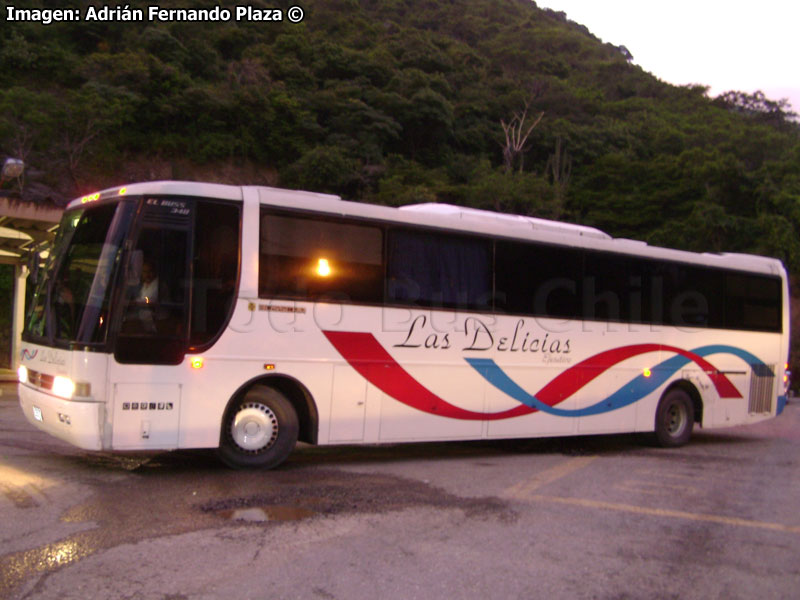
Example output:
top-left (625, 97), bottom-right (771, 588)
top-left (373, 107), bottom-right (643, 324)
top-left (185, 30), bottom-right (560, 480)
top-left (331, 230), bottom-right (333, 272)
top-left (218, 386), bottom-right (298, 469)
top-left (654, 388), bottom-right (694, 447)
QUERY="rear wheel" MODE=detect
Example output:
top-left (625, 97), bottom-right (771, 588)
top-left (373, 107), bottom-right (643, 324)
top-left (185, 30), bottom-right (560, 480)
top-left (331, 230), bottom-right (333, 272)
top-left (654, 388), bottom-right (694, 447)
top-left (218, 386), bottom-right (298, 469)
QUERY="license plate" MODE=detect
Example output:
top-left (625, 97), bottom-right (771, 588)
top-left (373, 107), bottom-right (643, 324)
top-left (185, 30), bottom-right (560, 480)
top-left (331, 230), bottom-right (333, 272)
top-left (32, 406), bottom-right (43, 422)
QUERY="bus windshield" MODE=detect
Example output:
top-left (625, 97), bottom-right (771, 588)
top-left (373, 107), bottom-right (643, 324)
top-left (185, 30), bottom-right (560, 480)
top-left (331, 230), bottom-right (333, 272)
top-left (24, 201), bottom-right (137, 347)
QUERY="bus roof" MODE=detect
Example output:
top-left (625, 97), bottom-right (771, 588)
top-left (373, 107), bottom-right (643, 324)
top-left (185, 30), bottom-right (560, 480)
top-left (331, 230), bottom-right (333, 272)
top-left (72, 180), bottom-right (785, 277)
top-left (399, 203), bottom-right (612, 240)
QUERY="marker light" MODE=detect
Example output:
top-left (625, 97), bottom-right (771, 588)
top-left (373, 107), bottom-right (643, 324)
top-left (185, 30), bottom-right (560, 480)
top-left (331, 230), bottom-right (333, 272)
top-left (316, 258), bottom-right (331, 277)
top-left (190, 357), bottom-right (204, 369)
top-left (264, 363), bottom-right (275, 371)
top-left (80, 192), bottom-right (101, 204)
top-left (18, 365), bottom-right (28, 384)
top-left (118, 187), bottom-right (127, 195)
top-left (53, 376), bottom-right (76, 399)
top-left (643, 368), bottom-right (652, 378)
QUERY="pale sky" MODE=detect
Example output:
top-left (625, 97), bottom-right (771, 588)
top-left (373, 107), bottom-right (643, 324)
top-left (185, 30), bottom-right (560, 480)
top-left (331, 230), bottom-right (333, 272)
top-left (539, 0), bottom-right (800, 114)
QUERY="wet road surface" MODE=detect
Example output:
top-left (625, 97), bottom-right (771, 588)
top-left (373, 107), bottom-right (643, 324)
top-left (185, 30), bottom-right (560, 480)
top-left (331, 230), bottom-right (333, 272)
top-left (2, 382), bottom-right (799, 599)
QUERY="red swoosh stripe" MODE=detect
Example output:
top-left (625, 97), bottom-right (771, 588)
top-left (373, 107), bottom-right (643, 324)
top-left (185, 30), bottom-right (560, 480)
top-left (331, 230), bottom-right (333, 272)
top-left (323, 331), bottom-right (512, 420)
top-left (322, 331), bottom-right (740, 420)
top-left (535, 343), bottom-right (741, 402)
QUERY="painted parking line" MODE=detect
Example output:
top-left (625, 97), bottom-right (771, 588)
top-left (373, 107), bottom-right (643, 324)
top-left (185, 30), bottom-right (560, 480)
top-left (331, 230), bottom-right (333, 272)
top-left (526, 494), bottom-right (800, 535)
top-left (633, 469), bottom-right (696, 480)
top-left (504, 458), bottom-right (800, 534)
top-left (503, 455), bottom-right (598, 500)
top-left (614, 480), bottom-right (699, 496)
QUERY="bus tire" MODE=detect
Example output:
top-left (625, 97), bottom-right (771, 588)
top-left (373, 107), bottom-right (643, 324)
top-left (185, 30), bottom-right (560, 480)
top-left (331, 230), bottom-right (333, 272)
top-left (218, 386), bottom-right (298, 469)
top-left (654, 388), bottom-right (694, 448)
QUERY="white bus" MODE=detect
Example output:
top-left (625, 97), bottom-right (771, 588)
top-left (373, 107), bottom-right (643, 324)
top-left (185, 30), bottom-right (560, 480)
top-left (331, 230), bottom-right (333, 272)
top-left (18, 181), bottom-right (790, 468)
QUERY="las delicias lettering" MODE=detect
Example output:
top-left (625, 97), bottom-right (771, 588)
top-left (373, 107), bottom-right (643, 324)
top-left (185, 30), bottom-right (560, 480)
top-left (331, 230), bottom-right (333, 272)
top-left (394, 315), bottom-right (453, 349)
top-left (394, 315), bottom-right (571, 355)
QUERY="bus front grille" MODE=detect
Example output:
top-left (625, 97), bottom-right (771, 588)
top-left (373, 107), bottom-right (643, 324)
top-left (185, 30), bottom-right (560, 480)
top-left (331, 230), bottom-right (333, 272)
top-left (748, 364), bottom-right (775, 414)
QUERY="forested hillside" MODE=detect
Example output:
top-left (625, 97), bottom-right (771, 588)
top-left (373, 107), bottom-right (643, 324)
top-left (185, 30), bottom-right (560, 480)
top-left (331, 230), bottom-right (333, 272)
top-left (2, 0), bottom-right (799, 274)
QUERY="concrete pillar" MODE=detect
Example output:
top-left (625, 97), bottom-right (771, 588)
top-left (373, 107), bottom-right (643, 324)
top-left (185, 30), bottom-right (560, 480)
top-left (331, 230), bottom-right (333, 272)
top-left (11, 263), bottom-right (27, 373)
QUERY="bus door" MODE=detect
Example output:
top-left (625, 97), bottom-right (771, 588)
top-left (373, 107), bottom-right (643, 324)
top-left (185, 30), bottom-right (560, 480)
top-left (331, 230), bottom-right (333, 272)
top-left (107, 197), bottom-right (193, 449)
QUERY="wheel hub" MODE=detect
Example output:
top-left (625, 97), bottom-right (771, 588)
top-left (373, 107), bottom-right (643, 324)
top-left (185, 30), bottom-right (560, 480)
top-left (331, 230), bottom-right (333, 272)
top-left (231, 402), bottom-right (279, 452)
top-left (667, 404), bottom-right (687, 435)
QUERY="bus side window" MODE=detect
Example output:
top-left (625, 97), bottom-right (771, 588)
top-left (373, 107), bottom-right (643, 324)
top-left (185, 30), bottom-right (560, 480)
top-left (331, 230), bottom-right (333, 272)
top-left (386, 229), bottom-right (491, 310)
top-left (495, 241), bottom-right (581, 318)
top-left (258, 212), bottom-right (383, 304)
top-left (115, 225), bottom-right (190, 365)
top-left (189, 200), bottom-right (241, 350)
top-left (120, 230), bottom-right (183, 333)
top-left (724, 272), bottom-right (782, 332)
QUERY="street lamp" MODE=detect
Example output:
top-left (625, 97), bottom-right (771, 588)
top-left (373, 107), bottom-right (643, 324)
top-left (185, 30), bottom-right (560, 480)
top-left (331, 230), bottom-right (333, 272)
top-left (1, 157), bottom-right (25, 183)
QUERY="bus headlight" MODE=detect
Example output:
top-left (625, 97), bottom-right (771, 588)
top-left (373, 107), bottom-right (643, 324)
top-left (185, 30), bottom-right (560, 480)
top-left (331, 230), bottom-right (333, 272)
top-left (53, 376), bottom-right (76, 399)
top-left (18, 365), bottom-right (28, 384)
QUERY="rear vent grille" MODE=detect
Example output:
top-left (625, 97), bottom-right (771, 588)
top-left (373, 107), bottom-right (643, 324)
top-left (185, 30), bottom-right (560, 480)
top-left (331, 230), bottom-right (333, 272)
top-left (748, 364), bottom-right (775, 414)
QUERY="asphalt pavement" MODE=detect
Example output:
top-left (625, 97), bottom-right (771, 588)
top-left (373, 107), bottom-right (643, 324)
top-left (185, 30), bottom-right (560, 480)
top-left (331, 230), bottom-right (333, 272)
top-left (2, 382), bottom-right (799, 599)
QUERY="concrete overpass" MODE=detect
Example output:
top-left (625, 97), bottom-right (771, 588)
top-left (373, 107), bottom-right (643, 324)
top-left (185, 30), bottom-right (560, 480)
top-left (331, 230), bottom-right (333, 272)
top-left (0, 195), bottom-right (62, 378)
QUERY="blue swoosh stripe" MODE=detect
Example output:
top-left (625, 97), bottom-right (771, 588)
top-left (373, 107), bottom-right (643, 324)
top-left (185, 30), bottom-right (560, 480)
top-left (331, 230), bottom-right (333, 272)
top-left (692, 345), bottom-right (768, 370)
top-left (466, 345), bottom-right (767, 417)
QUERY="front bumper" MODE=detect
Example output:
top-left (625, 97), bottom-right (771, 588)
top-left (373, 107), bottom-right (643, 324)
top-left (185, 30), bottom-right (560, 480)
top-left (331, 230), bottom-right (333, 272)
top-left (18, 383), bottom-right (105, 451)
